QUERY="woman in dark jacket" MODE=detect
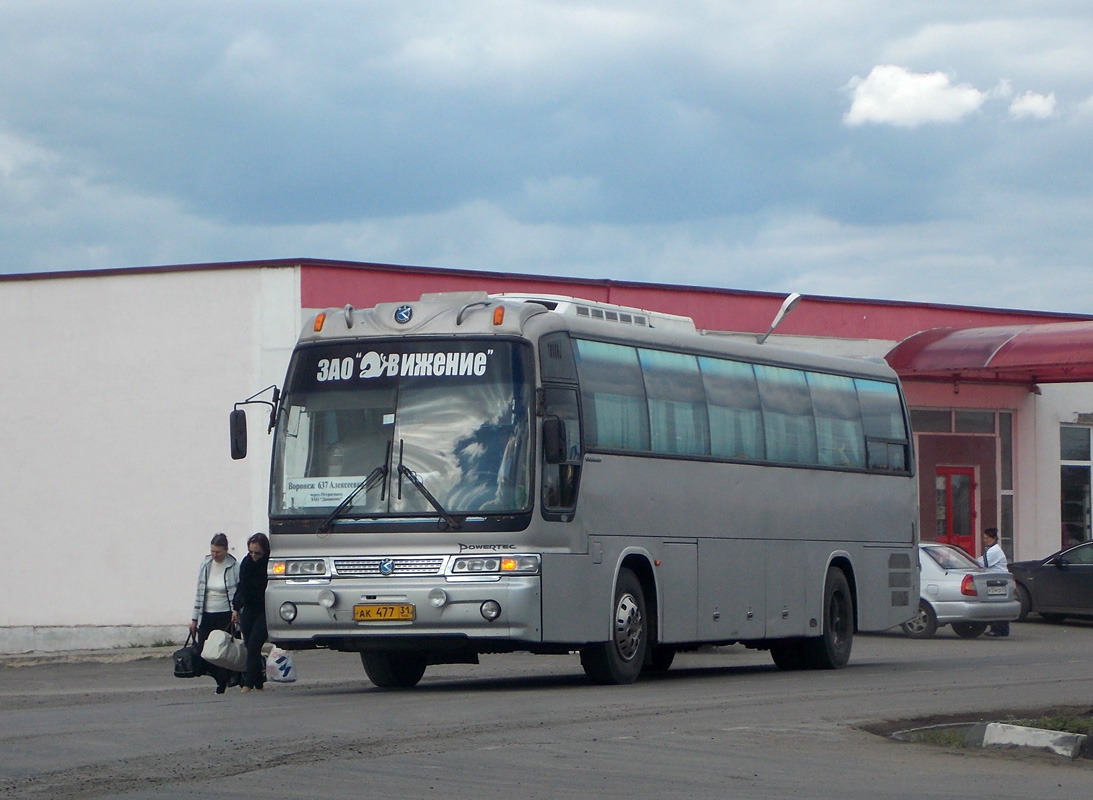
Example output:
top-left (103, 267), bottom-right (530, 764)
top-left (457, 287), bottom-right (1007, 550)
top-left (233, 532), bottom-right (270, 692)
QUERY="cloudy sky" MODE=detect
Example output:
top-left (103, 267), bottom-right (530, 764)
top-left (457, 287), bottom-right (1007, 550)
top-left (2, 2), bottom-right (1092, 312)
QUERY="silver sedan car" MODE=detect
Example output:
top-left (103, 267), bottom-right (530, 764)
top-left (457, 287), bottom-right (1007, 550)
top-left (900, 543), bottom-right (1021, 638)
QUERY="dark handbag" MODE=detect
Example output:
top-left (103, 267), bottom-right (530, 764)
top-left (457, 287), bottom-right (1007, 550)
top-left (173, 632), bottom-right (205, 678)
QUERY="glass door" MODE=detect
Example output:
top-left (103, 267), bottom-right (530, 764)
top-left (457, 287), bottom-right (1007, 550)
top-left (935, 467), bottom-right (977, 556)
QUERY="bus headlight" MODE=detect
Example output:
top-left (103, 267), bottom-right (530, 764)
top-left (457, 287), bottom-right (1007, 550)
top-left (279, 602), bottom-right (298, 622)
top-left (451, 554), bottom-right (540, 575)
top-left (271, 559), bottom-right (328, 577)
top-left (480, 600), bottom-right (502, 621)
top-left (318, 589), bottom-right (336, 609)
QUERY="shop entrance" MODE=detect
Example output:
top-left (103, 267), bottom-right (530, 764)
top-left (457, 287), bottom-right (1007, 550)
top-left (936, 466), bottom-right (977, 555)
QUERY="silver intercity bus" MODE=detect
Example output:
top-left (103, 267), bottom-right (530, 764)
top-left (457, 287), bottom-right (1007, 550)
top-left (231, 291), bottom-right (919, 687)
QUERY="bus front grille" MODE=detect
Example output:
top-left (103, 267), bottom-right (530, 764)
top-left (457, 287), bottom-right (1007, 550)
top-left (333, 557), bottom-right (446, 577)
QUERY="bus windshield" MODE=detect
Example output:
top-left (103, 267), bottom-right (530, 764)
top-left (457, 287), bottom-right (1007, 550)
top-left (271, 339), bottom-right (533, 521)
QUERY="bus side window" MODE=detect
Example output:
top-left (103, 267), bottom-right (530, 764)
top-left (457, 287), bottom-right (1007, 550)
top-left (542, 386), bottom-right (582, 513)
top-left (856, 379), bottom-right (910, 472)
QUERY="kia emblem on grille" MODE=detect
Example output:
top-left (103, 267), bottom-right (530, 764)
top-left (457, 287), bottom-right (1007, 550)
top-left (379, 558), bottom-right (395, 576)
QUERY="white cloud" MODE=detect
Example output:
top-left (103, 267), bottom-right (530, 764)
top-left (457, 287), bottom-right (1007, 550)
top-left (1008, 90), bottom-right (1057, 120)
top-left (844, 65), bottom-right (986, 127)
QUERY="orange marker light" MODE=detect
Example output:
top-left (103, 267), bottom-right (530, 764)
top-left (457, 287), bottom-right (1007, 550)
top-left (500, 557), bottom-right (518, 572)
top-left (272, 561), bottom-right (287, 576)
top-left (314, 312), bottom-right (327, 332)
top-left (493, 307), bottom-right (505, 325)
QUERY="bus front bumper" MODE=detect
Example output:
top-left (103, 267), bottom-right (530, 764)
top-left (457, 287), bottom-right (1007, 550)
top-left (265, 575), bottom-right (543, 646)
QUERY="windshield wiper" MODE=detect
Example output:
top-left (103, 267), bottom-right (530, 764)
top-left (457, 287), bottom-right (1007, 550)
top-left (396, 440), bottom-right (461, 530)
top-left (318, 442), bottom-right (391, 532)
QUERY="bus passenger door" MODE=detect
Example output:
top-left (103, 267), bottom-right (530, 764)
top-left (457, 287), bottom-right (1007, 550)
top-left (935, 467), bottom-right (976, 555)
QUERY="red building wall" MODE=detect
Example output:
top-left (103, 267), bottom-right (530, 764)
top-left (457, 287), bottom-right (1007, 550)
top-left (298, 260), bottom-right (1089, 341)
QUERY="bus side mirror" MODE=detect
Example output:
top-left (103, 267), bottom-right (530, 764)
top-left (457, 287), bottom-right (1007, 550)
top-left (543, 417), bottom-right (567, 464)
top-left (230, 409), bottom-right (248, 460)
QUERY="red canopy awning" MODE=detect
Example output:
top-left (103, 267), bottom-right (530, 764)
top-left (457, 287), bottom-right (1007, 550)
top-left (886, 321), bottom-right (1093, 386)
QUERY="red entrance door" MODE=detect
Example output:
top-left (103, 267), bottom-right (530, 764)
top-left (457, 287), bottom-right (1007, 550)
top-left (935, 467), bottom-right (977, 555)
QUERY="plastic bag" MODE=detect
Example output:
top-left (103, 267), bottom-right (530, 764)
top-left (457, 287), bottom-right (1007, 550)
top-left (266, 645), bottom-right (297, 683)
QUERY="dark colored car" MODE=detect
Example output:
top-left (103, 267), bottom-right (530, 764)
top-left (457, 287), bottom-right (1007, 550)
top-left (1008, 540), bottom-right (1093, 622)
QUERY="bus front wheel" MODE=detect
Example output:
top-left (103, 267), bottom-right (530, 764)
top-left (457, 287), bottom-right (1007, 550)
top-left (361, 651), bottom-right (428, 689)
top-left (580, 568), bottom-right (647, 685)
top-left (803, 567), bottom-right (854, 669)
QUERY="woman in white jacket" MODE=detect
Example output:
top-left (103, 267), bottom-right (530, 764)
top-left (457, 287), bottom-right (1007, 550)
top-left (189, 532), bottom-right (240, 693)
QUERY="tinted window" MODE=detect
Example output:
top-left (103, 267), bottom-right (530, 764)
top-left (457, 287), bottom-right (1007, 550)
top-left (573, 340), bottom-right (649, 451)
top-left (808, 372), bottom-right (865, 468)
top-left (699, 357), bottom-right (765, 460)
top-left (640, 349), bottom-right (709, 455)
top-left (755, 365), bottom-right (817, 465)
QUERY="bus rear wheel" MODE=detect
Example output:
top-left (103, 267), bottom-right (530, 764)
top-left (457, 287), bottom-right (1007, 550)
top-left (360, 651), bottom-right (428, 689)
top-left (802, 567), bottom-right (854, 669)
top-left (581, 568), bottom-right (647, 685)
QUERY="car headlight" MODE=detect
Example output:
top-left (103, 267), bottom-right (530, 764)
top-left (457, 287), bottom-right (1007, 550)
top-left (451, 554), bottom-right (540, 575)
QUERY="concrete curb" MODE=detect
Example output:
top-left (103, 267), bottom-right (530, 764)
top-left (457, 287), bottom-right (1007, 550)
top-left (966, 722), bottom-right (1089, 759)
top-left (0, 647), bottom-right (173, 669)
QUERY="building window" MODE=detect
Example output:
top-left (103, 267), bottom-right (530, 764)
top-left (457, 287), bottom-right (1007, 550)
top-left (910, 409), bottom-right (951, 433)
top-left (1060, 425), bottom-right (1092, 549)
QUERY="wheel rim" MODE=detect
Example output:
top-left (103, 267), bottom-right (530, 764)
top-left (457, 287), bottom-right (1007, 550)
top-left (904, 608), bottom-right (927, 634)
top-left (613, 592), bottom-right (643, 662)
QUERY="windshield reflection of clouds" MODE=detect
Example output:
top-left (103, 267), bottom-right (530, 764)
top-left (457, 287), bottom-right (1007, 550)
top-left (274, 347), bottom-right (531, 518)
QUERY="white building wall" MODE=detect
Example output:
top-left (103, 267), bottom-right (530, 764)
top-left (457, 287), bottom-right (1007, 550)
top-left (1020, 382), bottom-right (1093, 561)
top-left (0, 267), bottom-right (299, 652)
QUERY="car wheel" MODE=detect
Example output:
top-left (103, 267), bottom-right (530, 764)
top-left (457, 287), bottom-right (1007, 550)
top-left (950, 621), bottom-right (988, 638)
top-left (360, 651), bottom-right (428, 688)
top-left (1014, 583), bottom-right (1031, 621)
top-left (580, 568), bottom-right (647, 685)
top-left (900, 599), bottom-right (938, 639)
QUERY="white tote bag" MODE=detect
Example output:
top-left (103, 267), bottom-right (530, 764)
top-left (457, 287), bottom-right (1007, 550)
top-left (265, 645), bottom-right (297, 683)
top-left (201, 629), bottom-right (247, 672)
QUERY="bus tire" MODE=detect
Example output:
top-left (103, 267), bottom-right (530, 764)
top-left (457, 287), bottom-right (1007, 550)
top-left (580, 568), bottom-right (647, 685)
top-left (770, 642), bottom-right (808, 670)
top-left (360, 651), bottom-right (428, 688)
top-left (645, 645), bottom-right (676, 673)
top-left (803, 567), bottom-right (854, 669)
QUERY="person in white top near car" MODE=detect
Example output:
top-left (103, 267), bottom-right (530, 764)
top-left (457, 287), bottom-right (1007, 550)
top-left (980, 528), bottom-right (1010, 637)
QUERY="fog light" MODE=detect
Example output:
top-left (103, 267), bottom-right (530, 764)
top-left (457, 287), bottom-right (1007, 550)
top-left (279, 602), bottom-right (298, 622)
top-left (429, 588), bottom-right (449, 608)
top-left (318, 589), bottom-right (336, 609)
top-left (480, 600), bottom-right (502, 621)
